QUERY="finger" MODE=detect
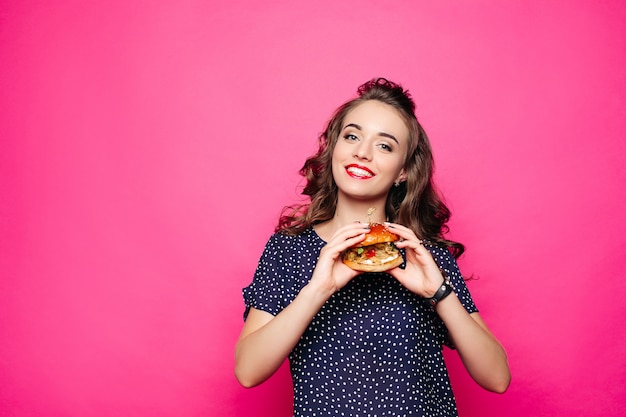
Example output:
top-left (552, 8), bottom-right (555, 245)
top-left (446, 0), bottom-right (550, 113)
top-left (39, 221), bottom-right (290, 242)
top-left (394, 239), bottom-right (422, 249)
top-left (323, 227), bottom-right (370, 259)
top-left (328, 223), bottom-right (370, 247)
top-left (328, 222), bottom-right (368, 240)
top-left (333, 233), bottom-right (367, 253)
top-left (393, 236), bottom-right (428, 255)
top-left (399, 244), bottom-right (440, 273)
top-left (384, 222), bottom-right (419, 241)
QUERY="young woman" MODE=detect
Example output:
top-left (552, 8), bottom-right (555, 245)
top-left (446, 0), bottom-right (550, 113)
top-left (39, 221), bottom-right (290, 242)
top-left (235, 78), bottom-right (510, 416)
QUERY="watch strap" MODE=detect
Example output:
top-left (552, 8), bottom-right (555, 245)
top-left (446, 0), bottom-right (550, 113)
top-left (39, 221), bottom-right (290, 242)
top-left (425, 271), bottom-right (453, 308)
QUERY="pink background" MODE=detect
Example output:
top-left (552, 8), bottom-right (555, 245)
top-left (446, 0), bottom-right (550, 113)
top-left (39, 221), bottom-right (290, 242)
top-left (1, 1), bottom-right (625, 416)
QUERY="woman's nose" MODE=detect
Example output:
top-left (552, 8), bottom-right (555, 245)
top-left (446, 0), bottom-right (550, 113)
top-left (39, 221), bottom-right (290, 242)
top-left (353, 141), bottom-right (372, 161)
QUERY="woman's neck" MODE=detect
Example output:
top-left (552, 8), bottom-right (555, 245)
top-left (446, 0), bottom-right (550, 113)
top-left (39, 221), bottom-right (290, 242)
top-left (334, 202), bottom-right (387, 225)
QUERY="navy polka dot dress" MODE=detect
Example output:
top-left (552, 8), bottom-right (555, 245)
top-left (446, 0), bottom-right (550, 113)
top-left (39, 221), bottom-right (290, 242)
top-left (243, 227), bottom-right (477, 417)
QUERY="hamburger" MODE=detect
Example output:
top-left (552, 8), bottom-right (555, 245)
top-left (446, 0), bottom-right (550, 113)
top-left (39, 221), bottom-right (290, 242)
top-left (342, 223), bottom-right (403, 272)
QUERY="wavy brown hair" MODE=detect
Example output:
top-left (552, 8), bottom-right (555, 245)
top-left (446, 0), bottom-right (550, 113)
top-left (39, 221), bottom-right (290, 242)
top-left (277, 78), bottom-right (464, 258)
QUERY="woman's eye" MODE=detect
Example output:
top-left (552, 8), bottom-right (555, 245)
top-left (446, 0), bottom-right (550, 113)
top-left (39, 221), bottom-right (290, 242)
top-left (344, 134), bottom-right (358, 141)
top-left (378, 143), bottom-right (392, 152)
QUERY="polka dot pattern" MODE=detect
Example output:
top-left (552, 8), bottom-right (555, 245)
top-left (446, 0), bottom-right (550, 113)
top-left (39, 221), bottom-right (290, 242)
top-left (243, 227), bottom-right (478, 417)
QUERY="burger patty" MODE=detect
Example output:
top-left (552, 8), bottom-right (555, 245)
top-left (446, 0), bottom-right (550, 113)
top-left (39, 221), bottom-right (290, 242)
top-left (342, 242), bottom-right (400, 265)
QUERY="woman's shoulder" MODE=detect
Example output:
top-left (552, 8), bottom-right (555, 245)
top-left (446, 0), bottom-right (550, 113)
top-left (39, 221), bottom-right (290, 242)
top-left (265, 227), bottom-right (323, 249)
top-left (422, 241), bottom-right (457, 267)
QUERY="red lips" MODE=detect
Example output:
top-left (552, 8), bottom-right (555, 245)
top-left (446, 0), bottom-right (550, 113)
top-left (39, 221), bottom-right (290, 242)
top-left (345, 164), bottom-right (375, 179)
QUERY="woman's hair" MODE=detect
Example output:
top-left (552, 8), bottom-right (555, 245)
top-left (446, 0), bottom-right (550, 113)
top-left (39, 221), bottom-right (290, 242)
top-left (277, 78), bottom-right (464, 258)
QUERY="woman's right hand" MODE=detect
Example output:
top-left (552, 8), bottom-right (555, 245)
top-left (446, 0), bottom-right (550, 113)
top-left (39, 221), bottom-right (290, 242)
top-left (308, 222), bottom-right (369, 297)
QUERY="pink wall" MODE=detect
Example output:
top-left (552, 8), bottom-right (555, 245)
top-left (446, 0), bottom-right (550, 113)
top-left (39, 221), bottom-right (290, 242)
top-left (1, 1), bottom-right (625, 416)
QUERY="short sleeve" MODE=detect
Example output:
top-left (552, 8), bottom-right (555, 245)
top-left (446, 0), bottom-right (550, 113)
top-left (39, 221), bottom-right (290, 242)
top-left (427, 245), bottom-right (477, 314)
top-left (242, 234), bottom-right (292, 320)
top-left (427, 245), bottom-right (478, 348)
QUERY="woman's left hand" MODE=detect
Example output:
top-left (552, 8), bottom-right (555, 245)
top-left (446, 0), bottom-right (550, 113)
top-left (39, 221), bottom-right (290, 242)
top-left (385, 222), bottom-right (512, 393)
top-left (384, 222), bottom-right (445, 297)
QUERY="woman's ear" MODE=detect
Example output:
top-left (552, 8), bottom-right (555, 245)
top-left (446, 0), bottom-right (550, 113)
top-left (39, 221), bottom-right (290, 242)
top-left (395, 170), bottom-right (408, 185)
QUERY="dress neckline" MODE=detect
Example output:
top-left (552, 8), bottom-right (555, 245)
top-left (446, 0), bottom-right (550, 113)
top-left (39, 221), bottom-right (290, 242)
top-left (309, 225), bottom-right (327, 244)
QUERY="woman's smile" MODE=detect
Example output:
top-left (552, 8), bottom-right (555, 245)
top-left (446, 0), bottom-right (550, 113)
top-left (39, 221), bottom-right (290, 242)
top-left (345, 164), bottom-right (375, 179)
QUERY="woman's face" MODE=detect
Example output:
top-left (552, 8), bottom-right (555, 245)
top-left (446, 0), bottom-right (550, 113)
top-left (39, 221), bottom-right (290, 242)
top-left (331, 100), bottom-right (409, 202)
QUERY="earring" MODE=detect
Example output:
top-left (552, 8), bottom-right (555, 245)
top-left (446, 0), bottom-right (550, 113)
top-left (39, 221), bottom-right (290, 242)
top-left (394, 181), bottom-right (401, 187)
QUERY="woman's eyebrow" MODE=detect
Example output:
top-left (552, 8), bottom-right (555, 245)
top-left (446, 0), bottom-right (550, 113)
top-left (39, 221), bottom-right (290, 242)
top-left (378, 132), bottom-right (399, 144)
top-left (344, 123), bottom-right (398, 144)
top-left (344, 123), bottom-right (362, 131)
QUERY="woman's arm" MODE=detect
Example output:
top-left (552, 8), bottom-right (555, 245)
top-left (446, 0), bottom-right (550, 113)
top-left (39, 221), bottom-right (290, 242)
top-left (235, 223), bottom-right (369, 388)
top-left (385, 222), bottom-right (511, 393)
top-left (234, 285), bottom-right (332, 388)
top-left (435, 296), bottom-right (511, 393)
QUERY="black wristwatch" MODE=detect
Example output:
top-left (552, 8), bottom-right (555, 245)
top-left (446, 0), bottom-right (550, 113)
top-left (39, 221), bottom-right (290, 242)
top-left (425, 271), bottom-right (453, 308)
